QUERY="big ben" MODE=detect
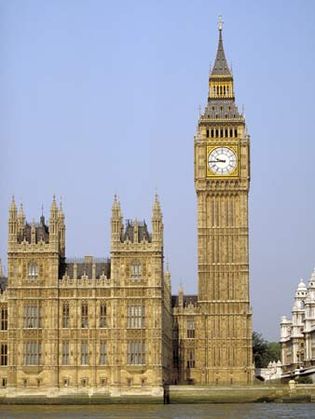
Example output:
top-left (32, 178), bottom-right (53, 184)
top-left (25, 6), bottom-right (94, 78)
top-left (194, 19), bottom-right (253, 384)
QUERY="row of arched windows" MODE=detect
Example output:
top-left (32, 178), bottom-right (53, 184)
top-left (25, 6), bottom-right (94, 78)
top-left (206, 128), bottom-right (238, 138)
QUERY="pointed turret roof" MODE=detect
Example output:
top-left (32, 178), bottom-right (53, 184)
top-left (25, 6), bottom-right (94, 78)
top-left (211, 17), bottom-right (232, 77)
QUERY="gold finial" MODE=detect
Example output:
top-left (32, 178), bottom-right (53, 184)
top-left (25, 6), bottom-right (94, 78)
top-left (218, 15), bottom-right (223, 31)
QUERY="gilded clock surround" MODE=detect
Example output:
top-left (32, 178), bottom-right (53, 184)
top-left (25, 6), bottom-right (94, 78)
top-left (206, 144), bottom-right (239, 177)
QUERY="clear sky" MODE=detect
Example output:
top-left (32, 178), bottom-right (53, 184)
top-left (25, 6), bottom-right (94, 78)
top-left (1, 0), bottom-right (315, 341)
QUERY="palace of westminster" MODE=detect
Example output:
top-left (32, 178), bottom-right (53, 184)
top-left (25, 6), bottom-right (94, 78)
top-left (0, 22), bottom-right (255, 395)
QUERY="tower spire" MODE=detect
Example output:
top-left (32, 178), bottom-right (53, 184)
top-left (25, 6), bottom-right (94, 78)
top-left (210, 16), bottom-right (232, 77)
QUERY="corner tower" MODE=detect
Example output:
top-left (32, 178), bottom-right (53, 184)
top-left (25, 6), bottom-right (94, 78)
top-left (194, 19), bottom-right (253, 384)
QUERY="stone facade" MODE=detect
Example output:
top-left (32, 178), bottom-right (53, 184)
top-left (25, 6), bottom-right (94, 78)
top-left (280, 270), bottom-right (315, 374)
top-left (0, 23), bottom-right (253, 395)
top-left (0, 195), bottom-right (172, 396)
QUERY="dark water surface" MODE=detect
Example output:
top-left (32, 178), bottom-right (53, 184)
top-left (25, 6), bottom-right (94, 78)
top-left (0, 404), bottom-right (314, 419)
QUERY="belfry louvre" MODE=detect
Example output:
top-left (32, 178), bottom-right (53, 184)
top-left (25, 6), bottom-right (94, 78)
top-left (0, 24), bottom-right (253, 397)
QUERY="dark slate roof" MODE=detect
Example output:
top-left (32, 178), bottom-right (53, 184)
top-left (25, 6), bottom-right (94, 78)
top-left (123, 220), bottom-right (151, 243)
top-left (211, 29), bottom-right (232, 77)
top-left (17, 216), bottom-right (49, 244)
top-left (172, 295), bottom-right (198, 308)
top-left (59, 258), bottom-right (111, 279)
top-left (0, 276), bottom-right (7, 293)
top-left (203, 99), bottom-right (242, 120)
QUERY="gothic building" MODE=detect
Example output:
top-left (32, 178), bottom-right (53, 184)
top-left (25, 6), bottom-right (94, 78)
top-left (0, 22), bottom-right (253, 396)
top-left (280, 269), bottom-right (315, 375)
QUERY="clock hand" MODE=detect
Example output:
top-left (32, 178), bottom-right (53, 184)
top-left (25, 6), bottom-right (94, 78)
top-left (209, 159), bottom-right (226, 163)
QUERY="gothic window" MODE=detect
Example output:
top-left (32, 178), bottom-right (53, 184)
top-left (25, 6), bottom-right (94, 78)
top-left (0, 344), bottom-right (7, 366)
top-left (24, 341), bottom-right (41, 365)
top-left (99, 303), bottom-right (107, 328)
top-left (81, 302), bottom-right (88, 328)
top-left (24, 304), bottom-right (41, 328)
top-left (127, 304), bottom-right (145, 329)
top-left (187, 317), bottom-right (195, 338)
top-left (62, 302), bottom-right (70, 328)
top-left (234, 128), bottom-right (238, 137)
top-left (127, 340), bottom-right (145, 365)
top-left (130, 261), bottom-right (141, 279)
top-left (0, 307), bottom-right (7, 330)
top-left (81, 340), bottom-right (89, 365)
top-left (225, 129), bottom-right (228, 137)
top-left (187, 349), bottom-right (195, 368)
top-left (211, 129), bottom-right (214, 138)
top-left (206, 129), bottom-right (209, 138)
top-left (230, 128), bottom-right (233, 137)
top-left (28, 262), bottom-right (38, 279)
top-left (99, 341), bottom-right (107, 365)
top-left (62, 341), bottom-right (70, 365)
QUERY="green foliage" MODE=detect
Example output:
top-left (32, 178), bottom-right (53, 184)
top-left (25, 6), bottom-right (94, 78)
top-left (253, 332), bottom-right (281, 368)
top-left (297, 376), bottom-right (313, 384)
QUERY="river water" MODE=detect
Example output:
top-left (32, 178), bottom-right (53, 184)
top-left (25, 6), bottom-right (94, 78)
top-left (0, 404), bottom-right (314, 419)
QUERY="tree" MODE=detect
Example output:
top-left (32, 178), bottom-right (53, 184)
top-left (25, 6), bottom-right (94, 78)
top-left (253, 332), bottom-right (281, 368)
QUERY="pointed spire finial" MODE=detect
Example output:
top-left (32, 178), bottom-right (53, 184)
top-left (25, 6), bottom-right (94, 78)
top-left (218, 15), bottom-right (223, 31)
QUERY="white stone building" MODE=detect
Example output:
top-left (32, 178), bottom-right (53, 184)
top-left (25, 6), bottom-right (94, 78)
top-left (280, 269), bottom-right (315, 374)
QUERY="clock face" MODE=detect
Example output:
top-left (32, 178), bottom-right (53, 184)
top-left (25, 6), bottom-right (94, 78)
top-left (208, 147), bottom-right (237, 175)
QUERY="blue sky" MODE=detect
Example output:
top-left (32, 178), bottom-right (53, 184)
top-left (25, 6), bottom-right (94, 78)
top-left (1, 0), bottom-right (315, 340)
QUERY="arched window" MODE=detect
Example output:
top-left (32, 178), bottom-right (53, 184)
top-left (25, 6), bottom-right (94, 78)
top-left (28, 262), bottom-right (38, 279)
top-left (131, 261), bottom-right (141, 279)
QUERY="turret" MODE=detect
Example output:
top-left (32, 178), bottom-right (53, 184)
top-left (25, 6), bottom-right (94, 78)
top-left (152, 194), bottom-right (163, 245)
top-left (58, 201), bottom-right (65, 256)
top-left (17, 203), bottom-right (25, 235)
top-left (8, 196), bottom-right (17, 244)
top-left (291, 279), bottom-right (307, 338)
top-left (31, 219), bottom-right (36, 244)
top-left (164, 261), bottom-right (171, 289)
top-left (49, 195), bottom-right (59, 246)
top-left (178, 285), bottom-right (184, 309)
top-left (304, 269), bottom-right (315, 332)
top-left (111, 195), bottom-right (123, 245)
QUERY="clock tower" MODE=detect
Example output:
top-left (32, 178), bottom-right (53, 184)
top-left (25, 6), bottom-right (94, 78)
top-left (194, 19), bottom-right (253, 384)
